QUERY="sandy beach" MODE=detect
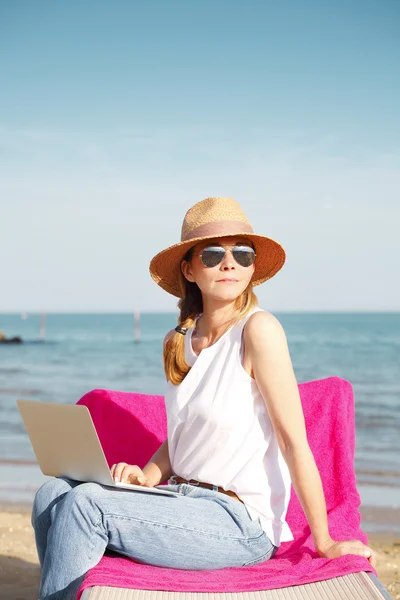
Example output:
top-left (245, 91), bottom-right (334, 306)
top-left (0, 504), bottom-right (399, 600)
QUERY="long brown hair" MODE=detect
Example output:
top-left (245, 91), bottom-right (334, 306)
top-left (163, 247), bottom-right (259, 385)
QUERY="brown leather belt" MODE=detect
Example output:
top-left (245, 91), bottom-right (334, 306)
top-left (172, 476), bottom-right (244, 503)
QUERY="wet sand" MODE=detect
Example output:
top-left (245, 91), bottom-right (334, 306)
top-left (0, 504), bottom-right (399, 600)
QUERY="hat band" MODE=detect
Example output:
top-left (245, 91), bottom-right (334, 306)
top-left (182, 220), bottom-right (253, 242)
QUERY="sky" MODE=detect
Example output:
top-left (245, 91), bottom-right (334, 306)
top-left (0, 0), bottom-right (399, 312)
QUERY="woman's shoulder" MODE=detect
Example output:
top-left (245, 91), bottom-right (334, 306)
top-left (244, 310), bottom-right (285, 339)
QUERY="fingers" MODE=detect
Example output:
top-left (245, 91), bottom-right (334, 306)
top-left (122, 465), bottom-right (146, 484)
top-left (349, 542), bottom-right (377, 569)
top-left (329, 540), bottom-right (377, 569)
top-left (111, 462), bottom-right (128, 482)
top-left (365, 546), bottom-right (377, 569)
top-left (110, 463), bottom-right (146, 484)
top-left (110, 463), bottom-right (119, 479)
top-left (360, 547), bottom-right (377, 569)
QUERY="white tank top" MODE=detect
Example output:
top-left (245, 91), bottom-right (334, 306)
top-left (164, 306), bottom-right (294, 547)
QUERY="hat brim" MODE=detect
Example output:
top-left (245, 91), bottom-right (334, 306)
top-left (149, 232), bottom-right (286, 298)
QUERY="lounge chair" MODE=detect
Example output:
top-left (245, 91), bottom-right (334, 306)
top-left (76, 377), bottom-right (391, 600)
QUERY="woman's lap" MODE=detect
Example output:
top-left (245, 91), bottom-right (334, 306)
top-left (34, 477), bottom-right (277, 569)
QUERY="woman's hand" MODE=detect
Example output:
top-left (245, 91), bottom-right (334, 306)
top-left (318, 538), bottom-right (377, 569)
top-left (110, 462), bottom-right (154, 487)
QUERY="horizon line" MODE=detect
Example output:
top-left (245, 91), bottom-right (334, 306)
top-left (1, 310), bottom-right (399, 315)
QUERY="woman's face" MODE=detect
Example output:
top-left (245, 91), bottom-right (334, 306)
top-left (181, 236), bottom-right (256, 302)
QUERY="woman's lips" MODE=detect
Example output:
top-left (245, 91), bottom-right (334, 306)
top-left (216, 279), bottom-right (239, 283)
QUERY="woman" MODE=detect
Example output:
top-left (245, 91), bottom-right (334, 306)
top-left (32, 197), bottom-right (376, 600)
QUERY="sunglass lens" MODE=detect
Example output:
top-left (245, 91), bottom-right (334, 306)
top-left (201, 247), bottom-right (225, 267)
top-left (232, 247), bottom-right (256, 267)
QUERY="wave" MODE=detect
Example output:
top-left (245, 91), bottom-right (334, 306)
top-left (0, 388), bottom-right (42, 396)
top-left (0, 367), bottom-right (28, 374)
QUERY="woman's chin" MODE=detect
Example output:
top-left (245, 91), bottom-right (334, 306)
top-left (207, 288), bottom-right (244, 302)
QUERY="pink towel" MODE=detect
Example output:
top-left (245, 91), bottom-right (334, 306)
top-left (76, 376), bottom-right (376, 598)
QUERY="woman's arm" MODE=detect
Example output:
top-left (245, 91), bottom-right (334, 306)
top-left (111, 439), bottom-right (173, 487)
top-left (245, 312), bottom-right (331, 551)
top-left (142, 438), bottom-right (173, 486)
top-left (245, 312), bottom-right (372, 560)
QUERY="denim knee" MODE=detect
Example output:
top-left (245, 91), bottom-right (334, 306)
top-left (31, 477), bottom-right (70, 528)
top-left (60, 482), bottom-right (104, 527)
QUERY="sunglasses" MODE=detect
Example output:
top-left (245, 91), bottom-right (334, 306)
top-left (194, 244), bottom-right (256, 268)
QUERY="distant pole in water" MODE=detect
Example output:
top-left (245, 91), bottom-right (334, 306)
top-left (40, 312), bottom-right (46, 341)
top-left (134, 310), bottom-right (141, 342)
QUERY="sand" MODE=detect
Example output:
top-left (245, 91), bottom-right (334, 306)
top-left (0, 506), bottom-right (399, 600)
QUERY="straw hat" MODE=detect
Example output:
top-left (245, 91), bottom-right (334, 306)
top-left (149, 197), bottom-right (286, 298)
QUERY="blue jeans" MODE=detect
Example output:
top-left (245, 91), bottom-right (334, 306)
top-left (31, 477), bottom-right (278, 600)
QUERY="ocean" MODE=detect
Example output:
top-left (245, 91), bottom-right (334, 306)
top-left (1, 311), bottom-right (399, 513)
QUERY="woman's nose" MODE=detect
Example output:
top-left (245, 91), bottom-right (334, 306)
top-left (220, 249), bottom-right (236, 269)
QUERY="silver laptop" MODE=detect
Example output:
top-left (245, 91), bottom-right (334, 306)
top-left (17, 399), bottom-right (180, 497)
